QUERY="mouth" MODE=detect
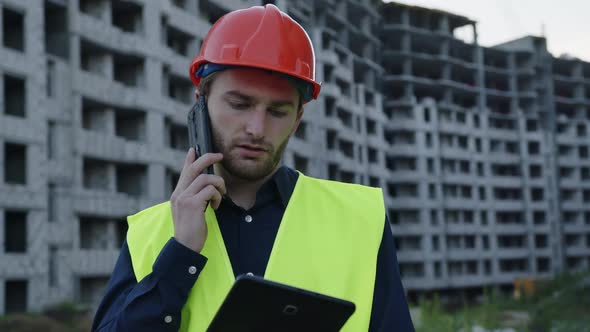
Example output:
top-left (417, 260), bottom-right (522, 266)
top-left (235, 144), bottom-right (268, 158)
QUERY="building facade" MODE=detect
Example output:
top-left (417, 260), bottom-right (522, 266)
top-left (0, 0), bottom-right (588, 314)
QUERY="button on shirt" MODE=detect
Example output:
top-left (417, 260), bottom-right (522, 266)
top-left (91, 166), bottom-right (415, 332)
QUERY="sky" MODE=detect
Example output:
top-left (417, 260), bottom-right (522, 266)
top-left (385, 0), bottom-right (590, 62)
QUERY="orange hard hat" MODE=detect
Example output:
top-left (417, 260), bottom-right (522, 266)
top-left (189, 4), bottom-right (321, 102)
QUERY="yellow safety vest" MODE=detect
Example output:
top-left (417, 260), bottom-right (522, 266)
top-left (127, 173), bottom-right (384, 331)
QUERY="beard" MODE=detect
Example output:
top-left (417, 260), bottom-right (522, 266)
top-left (211, 127), bottom-right (289, 181)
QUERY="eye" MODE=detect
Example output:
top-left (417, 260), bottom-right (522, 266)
top-left (268, 108), bottom-right (288, 118)
top-left (228, 100), bottom-right (250, 110)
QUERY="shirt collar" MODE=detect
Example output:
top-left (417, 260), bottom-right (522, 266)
top-left (270, 166), bottom-right (299, 208)
top-left (220, 166), bottom-right (299, 210)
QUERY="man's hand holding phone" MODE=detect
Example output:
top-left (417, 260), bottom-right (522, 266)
top-left (170, 148), bottom-right (226, 253)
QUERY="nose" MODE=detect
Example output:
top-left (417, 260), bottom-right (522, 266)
top-left (245, 106), bottom-right (266, 139)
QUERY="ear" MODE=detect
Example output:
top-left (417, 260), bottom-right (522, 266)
top-left (290, 108), bottom-right (305, 136)
top-left (194, 89), bottom-right (200, 101)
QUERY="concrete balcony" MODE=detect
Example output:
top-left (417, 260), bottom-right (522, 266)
top-left (558, 155), bottom-right (580, 166)
top-left (390, 143), bottom-right (418, 155)
top-left (72, 188), bottom-right (159, 219)
top-left (559, 178), bottom-right (580, 187)
top-left (0, 254), bottom-right (44, 277)
top-left (447, 250), bottom-right (484, 260)
top-left (167, 4), bottom-right (211, 40)
top-left (440, 198), bottom-right (479, 210)
top-left (491, 176), bottom-right (524, 187)
top-left (527, 201), bottom-right (550, 210)
top-left (518, 90), bottom-right (538, 99)
top-left (563, 223), bottom-right (590, 233)
top-left (0, 47), bottom-right (29, 75)
top-left (553, 74), bottom-right (581, 84)
top-left (0, 114), bottom-right (43, 145)
top-left (447, 275), bottom-right (490, 288)
top-left (388, 170), bottom-right (423, 182)
top-left (494, 271), bottom-right (532, 284)
top-left (494, 225), bottom-right (528, 234)
top-left (556, 134), bottom-right (582, 145)
top-left (401, 277), bottom-right (432, 290)
top-left (487, 128), bottom-right (520, 140)
top-left (77, 13), bottom-right (146, 55)
top-left (161, 46), bottom-right (191, 76)
top-left (388, 197), bottom-right (424, 210)
top-left (555, 95), bottom-right (585, 106)
top-left (440, 79), bottom-right (479, 94)
top-left (439, 146), bottom-right (470, 158)
top-left (495, 248), bottom-right (530, 257)
top-left (487, 153), bottom-right (521, 164)
top-left (75, 13), bottom-right (148, 55)
top-left (390, 224), bottom-right (429, 236)
top-left (533, 249), bottom-right (553, 257)
top-left (318, 49), bottom-right (340, 67)
top-left (386, 118), bottom-right (419, 130)
top-left (561, 201), bottom-right (585, 210)
top-left (564, 247), bottom-right (590, 256)
top-left (73, 69), bottom-right (145, 109)
top-left (47, 158), bottom-right (75, 184)
top-left (446, 224), bottom-right (482, 234)
top-left (66, 250), bottom-right (120, 276)
top-left (76, 129), bottom-right (151, 164)
top-left (320, 83), bottom-right (342, 100)
top-left (492, 200), bottom-right (525, 210)
top-left (396, 250), bottom-right (426, 261)
top-left (440, 174), bottom-right (477, 184)
top-left (0, 185), bottom-right (45, 210)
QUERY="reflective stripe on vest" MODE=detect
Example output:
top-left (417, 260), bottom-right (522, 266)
top-left (127, 173), bottom-right (385, 331)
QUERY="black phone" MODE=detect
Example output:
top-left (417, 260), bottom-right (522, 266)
top-left (187, 95), bottom-right (214, 174)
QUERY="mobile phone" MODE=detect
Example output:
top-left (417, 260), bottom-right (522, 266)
top-left (187, 95), bottom-right (214, 174)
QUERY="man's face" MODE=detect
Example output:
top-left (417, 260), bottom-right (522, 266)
top-left (206, 68), bottom-right (303, 181)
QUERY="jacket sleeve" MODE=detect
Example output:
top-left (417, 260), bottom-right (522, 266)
top-left (369, 217), bottom-right (415, 332)
top-left (92, 238), bottom-right (207, 332)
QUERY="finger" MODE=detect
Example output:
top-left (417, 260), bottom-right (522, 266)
top-left (193, 185), bottom-right (223, 210)
top-left (176, 153), bottom-right (223, 192)
top-left (176, 148), bottom-right (196, 190)
top-left (184, 174), bottom-right (226, 197)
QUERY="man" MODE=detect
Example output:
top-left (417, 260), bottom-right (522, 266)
top-left (92, 4), bottom-right (414, 332)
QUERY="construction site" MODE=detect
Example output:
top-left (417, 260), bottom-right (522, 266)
top-left (0, 0), bottom-right (589, 314)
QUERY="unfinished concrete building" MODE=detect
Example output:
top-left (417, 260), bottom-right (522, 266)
top-left (0, 0), bottom-right (589, 314)
top-left (380, 2), bottom-right (590, 301)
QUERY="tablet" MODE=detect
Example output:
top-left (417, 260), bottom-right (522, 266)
top-left (207, 274), bottom-right (356, 332)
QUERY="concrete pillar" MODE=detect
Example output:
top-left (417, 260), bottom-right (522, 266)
top-left (442, 63), bottom-right (450, 80)
top-left (0, 72), bottom-right (4, 116)
top-left (148, 164), bottom-right (166, 200)
top-left (146, 112), bottom-right (164, 148)
top-left (403, 58), bottom-right (411, 75)
top-left (402, 33), bottom-right (410, 52)
top-left (401, 8), bottom-right (409, 26)
top-left (104, 54), bottom-right (114, 80)
top-left (439, 15), bottom-right (449, 34)
top-left (145, 58), bottom-right (161, 98)
top-left (107, 164), bottom-right (116, 193)
top-left (0, 278), bottom-right (5, 315)
top-left (104, 107), bottom-right (116, 135)
top-left (441, 40), bottom-right (449, 57)
top-left (508, 53), bottom-right (518, 112)
top-left (0, 3), bottom-right (3, 53)
top-left (475, 46), bottom-right (486, 110)
top-left (106, 220), bottom-right (117, 249)
top-left (103, 0), bottom-right (112, 25)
